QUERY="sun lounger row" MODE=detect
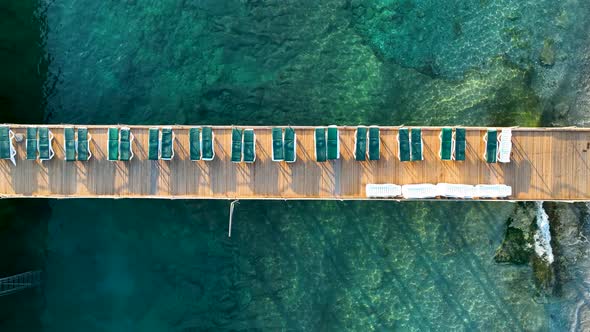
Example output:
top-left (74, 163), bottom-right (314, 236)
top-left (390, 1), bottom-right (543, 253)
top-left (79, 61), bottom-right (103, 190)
top-left (231, 128), bottom-right (256, 163)
top-left (484, 128), bottom-right (512, 163)
top-left (0, 126), bottom-right (513, 165)
top-left (26, 127), bottom-right (55, 162)
top-left (439, 127), bottom-right (466, 161)
top-left (148, 127), bottom-right (175, 160)
top-left (397, 128), bottom-right (424, 161)
top-left (189, 127), bottom-right (215, 161)
top-left (107, 127), bottom-right (134, 161)
top-left (366, 183), bottom-right (512, 199)
top-left (63, 127), bottom-right (92, 161)
top-left (0, 126), bottom-right (17, 165)
top-left (272, 127), bottom-right (296, 162)
top-left (355, 126), bottom-right (380, 161)
top-left (315, 126), bottom-right (340, 162)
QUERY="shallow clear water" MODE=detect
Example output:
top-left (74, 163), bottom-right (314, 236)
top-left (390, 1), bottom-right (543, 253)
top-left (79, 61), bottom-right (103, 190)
top-left (1, 0), bottom-right (590, 330)
top-left (43, 200), bottom-right (550, 331)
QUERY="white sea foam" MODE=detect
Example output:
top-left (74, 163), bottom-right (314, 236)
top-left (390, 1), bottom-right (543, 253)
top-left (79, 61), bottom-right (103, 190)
top-left (534, 202), bottom-right (554, 264)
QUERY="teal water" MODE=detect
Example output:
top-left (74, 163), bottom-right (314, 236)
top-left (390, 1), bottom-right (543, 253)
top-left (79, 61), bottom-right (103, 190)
top-left (2, 0), bottom-right (590, 330)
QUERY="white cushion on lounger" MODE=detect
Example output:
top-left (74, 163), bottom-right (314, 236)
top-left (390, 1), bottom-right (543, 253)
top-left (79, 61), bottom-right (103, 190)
top-left (475, 184), bottom-right (512, 198)
top-left (402, 184), bottom-right (438, 199)
top-left (437, 183), bottom-right (476, 198)
top-left (365, 184), bottom-right (402, 198)
top-left (498, 128), bottom-right (512, 163)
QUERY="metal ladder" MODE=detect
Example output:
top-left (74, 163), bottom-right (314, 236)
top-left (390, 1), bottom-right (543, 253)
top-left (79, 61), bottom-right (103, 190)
top-left (0, 271), bottom-right (42, 297)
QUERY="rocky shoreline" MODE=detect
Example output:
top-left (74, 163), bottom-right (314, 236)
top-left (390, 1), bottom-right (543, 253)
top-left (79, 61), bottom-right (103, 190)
top-left (495, 201), bottom-right (590, 329)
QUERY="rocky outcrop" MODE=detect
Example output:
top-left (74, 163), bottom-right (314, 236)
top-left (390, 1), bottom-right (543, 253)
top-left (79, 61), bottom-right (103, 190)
top-left (495, 202), bottom-right (557, 294)
top-left (539, 38), bottom-right (556, 66)
top-left (494, 202), bottom-right (535, 264)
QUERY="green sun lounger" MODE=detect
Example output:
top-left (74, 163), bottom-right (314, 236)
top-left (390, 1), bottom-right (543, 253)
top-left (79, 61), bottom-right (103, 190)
top-left (315, 128), bottom-right (327, 162)
top-left (411, 128), bottom-right (423, 161)
top-left (284, 127), bottom-right (296, 163)
top-left (201, 127), bottom-right (214, 161)
top-left (398, 128), bottom-right (410, 162)
top-left (189, 127), bottom-right (201, 161)
top-left (455, 128), bottom-right (466, 161)
top-left (38, 127), bottom-right (53, 161)
top-left (148, 128), bottom-right (159, 160)
top-left (440, 127), bottom-right (453, 161)
top-left (77, 128), bottom-right (91, 161)
top-left (368, 127), bottom-right (380, 161)
top-left (0, 126), bottom-right (15, 164)
top-left (485, 129), bottom-right (497, 163)
top-left (26, 127), bottom-right (38, 160)
top-left (119, 128), bottom-right (133, 161)
top-left (243, 129), bottom-right (256, 163)
top-left (108, 128), bottom-right (119, 161)
top-left (231, 128), bottom-right (243, 163)
top-left (64, 127), bottom-right (76, 161)
top-left (0, 126), bottom-right (9, 160)
top-left (355, 127), bottom-right (367, 161)
top-left (327, 126), bottom-right (339, 160)
top-left (161, 128), bottom-right (174, 160)
top-left (272, 128), bottom-right (284, 161)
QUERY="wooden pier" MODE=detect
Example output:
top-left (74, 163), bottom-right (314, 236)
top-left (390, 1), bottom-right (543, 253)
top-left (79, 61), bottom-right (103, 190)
top-left (1, 125), bottom-right (589, 201)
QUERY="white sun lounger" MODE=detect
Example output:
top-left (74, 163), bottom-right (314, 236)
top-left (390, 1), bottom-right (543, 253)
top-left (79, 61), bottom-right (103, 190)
top-left (8, 129), bottom-right (16, 165)
top-left (437, 183), bottom-right (476, 198)
top-left (497, 128), bottom-right (512, 163)
top-left (402, 184), bottom-right (438, 199)
top-left (365, 184), bottom-right (402, 198)
top-left (475, 184), bottom-right (512, 198)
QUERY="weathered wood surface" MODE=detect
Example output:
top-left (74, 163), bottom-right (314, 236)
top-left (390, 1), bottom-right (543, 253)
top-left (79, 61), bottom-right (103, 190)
top-left (1, 125), bottom-right (589, 201)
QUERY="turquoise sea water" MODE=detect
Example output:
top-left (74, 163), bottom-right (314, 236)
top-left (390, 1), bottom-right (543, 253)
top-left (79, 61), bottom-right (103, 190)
top-left (2, 0), bottom-right (590, 330)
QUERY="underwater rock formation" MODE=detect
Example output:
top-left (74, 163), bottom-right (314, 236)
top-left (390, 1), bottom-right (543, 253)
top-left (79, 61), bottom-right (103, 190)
top-left (539, 39), bottom-right (556, 67)
top-left (494, 202), bottom-right (535, 264)
top-left (494, 202), bottom-right (557, 293)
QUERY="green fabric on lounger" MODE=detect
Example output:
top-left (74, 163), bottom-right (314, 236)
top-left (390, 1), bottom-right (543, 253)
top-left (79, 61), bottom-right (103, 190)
top-left (108, 128), bottom-right (119, 161)
top-left (161, 128), bottom-right (173, 160)
top-left (189, 128), bottom-right (201, 161)
top-left (327, 126), bottom-right (339, 160)
top-left (77, 128), bottom-right (90, 161)
top-left (486, 129), bottom-right (497, 163)
top-left (398, 128), bottom-right (410, 162)
top-left (455, 128), bottom-right (466, 161)
top-left (315, 128), bottom-right (327, 162)
top-left (201, 127), bottom-right (214, 160)
top-left (272, 128), bottom-right (284, 161)
top-left (119, 128), bottom-right (131, 161)
top-left (0, 126), bottom-right (10, 159)
top-left (368, 127), bottom-right (380, 161)
top-left (148, 128), bottom-right (159, 160)
top-left (440, 128), bottom-right (453, 161)
top-left (38, 127), bottom-right (51, 160)
top-left (231, 128), bottom-right (242, 163)
top-left (284, 127), bottom-right (296, 162)
top-left (26, 127), bottom-right (38, 160)
top-left (411, 128), bottom-right (423, 161)
top-left (64, 127), bottom-right (76, 161)
top-left (355, 127), bottom-right (367, 161)
top-left (243, 129), bottom-right (255, 163)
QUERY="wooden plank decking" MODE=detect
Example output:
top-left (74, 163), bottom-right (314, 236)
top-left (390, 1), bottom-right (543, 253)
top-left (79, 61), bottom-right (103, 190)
top-left (1, 125), bottom-right (590, 201)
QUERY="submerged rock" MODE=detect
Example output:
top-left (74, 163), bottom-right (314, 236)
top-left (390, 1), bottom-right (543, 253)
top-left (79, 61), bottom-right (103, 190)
top-left (494, 202), bottom-right (535, 264)
top-left (494, 202), bottom-right (557, 294)
top-left (540, 38), bottom-right (556, 66)
top-left (532, 253), bottom-right (555, 292)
